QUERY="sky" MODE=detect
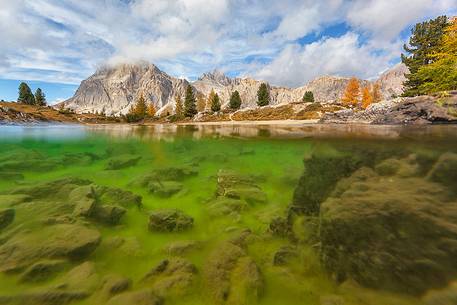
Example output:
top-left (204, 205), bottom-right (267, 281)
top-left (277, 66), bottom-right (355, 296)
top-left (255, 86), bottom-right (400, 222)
top-left (0, 0), bottom-right (456, 104)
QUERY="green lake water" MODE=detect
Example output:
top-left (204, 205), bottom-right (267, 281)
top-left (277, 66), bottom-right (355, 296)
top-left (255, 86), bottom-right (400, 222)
top-left (0, 124), bottom-right (457, 305)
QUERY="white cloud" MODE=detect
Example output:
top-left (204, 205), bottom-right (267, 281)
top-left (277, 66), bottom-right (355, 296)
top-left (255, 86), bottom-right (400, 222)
top-left (0, 0), bottom-right (455, 87)
top-left (251, 33), bottom-right (391, 87)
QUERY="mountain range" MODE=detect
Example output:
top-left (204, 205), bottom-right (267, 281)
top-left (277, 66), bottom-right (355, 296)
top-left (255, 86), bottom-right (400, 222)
top-left (62, 61), bottom-right (408, 116)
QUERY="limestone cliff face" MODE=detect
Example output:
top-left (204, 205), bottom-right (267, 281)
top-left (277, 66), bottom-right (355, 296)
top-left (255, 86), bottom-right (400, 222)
top-left (63, 63), bottom-right (408, 115)
top-left (63, 62), bottom-right (190, 115)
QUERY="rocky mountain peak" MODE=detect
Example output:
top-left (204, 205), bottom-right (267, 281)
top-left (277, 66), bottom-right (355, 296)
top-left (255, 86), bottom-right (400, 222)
top-left (198, 70), bottom-right (232, 86)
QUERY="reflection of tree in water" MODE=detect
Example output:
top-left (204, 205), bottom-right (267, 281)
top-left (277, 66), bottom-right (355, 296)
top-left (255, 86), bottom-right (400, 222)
top-left (257, 128), bottom-right (271, 138)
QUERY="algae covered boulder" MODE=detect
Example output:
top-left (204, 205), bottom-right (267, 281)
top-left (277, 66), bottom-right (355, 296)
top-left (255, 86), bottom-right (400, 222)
top-left (148, 181), bottom-right (183, 198)
top-left (319, 167), bottom-right (457, 295)
top-left (106, 289), bottom-right (163, 305)
top-left (204, 241), bottom-right (263, 305)
top-left (0, 208), bottom-right (14, 230)
top-left (105, 155), bottom-right (141, 170)
top-left (19, 259), bottom-right (67, 283)
top-left (142, 258), bottom-right (198, 298)
top-left (148, 209), bottom-right (193, 232)
top-left (0, 224), bottom-right (101, 272)
top-left (216, 169), bottom-right (267, 204)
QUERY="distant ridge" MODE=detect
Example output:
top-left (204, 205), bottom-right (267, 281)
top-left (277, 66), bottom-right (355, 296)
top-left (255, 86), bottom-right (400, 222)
top-left (62, 62), bottom-right (408, 116)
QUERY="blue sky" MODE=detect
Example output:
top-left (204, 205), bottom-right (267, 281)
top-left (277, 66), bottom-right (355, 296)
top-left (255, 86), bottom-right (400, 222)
top-left (0, 0), bottom-right (456, 104)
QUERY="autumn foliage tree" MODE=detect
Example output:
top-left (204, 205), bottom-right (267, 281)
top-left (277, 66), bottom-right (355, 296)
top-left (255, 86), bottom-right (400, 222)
top-left (342, 77), bottom-right (361, 107)
top-left (208, 89), bottom-right (221, 112)
top-left (196, 93), bottom-right (207, 113)
top-left (131, 94), bottom-right (147, 117)
top-left (147, 103), bottom-right (156, 117)
top-left (361, 86), bottom-right (374, 109)
top-left (372, 83), bottom-right (382, 103)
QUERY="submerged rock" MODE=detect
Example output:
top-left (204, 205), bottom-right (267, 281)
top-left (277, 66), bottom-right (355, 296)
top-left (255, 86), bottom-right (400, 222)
top-left (207, 197), bottom-right (248, 217)
top-left (142, 258), bottom-right (198, 297)
top-left (92, 205), bottom-right (127, 225)
top-left (273, 246), bottom-right (298, 266)
top-left (0, 290), bottom-right (89, 305)
top-left (106, 289), bottom-right (163, 305)
top-left (204, 242), bottom-right (263, 305)
top-left (0, 224), bottom-right (101, 272)
top-left (0, 208), bottom-right (14, 230)
top-left (148, 209), bottom-right (193, 232)
top-left (19, 259), bottom-right (67, 283)
top-left (94, 185), bottom-right (142, 209)
top-left (105, 155), bottom-right (141, 170)
top-left (148, 181), bottom-right (183, 198)
top-left (162, 240), bottom-right (202, 256)
top-left (423, 281), bottom-right (457, 305)
top-left (320, 167), bottom-right (457, 294)
top-left (427, 152), bottom-right (457, 192)
top-left (101, 274), bottom-right (131, 296)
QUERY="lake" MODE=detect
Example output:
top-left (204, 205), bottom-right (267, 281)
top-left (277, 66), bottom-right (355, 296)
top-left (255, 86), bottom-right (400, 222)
top-left (0, 123), bottom-right (456, 305)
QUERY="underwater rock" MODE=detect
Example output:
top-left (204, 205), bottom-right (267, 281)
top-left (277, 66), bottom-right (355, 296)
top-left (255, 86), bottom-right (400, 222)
top-left (423, 281), bottom-right (457, 305)
top-left (148, 209), bottom-right (193, 233)
top-left (0, 224), bottom-right (101, 272)
top-left (207, 197), bottom-right (248, 217)
top-left (204, 241), bottom-right (263, 305)
top-left (0, 290), bottom-right (89, 305)
top-left (51, 261), bottom-right (101, 298)
top-left (148, 181), bottom-right (183, 198)
top-left (142, 258), bottom-right (198, 297)
top-left (319, 168), bottom-right (457, 295)
top-left (19, 259), bottom-right (67, 283)
top-left (0, 208), bottom-right (14, 230)
top-left (129, 166), bottom-right (198, 188)
top-left (9, 178), bottom-right (92, 199)
top-left (374, 156), bottom-right (419, 177)
top-left (105, 155), bottom-right (141, 170)
top-left (94, 185), bottom-right (143, 209)
top-left (0, 195), bottom-right (31, 207)
top-left (162, 240), bottom-right (202, 256)
top-left (106, 289), bottom-right (163, 305)
top-left (273, 246), bottom-right (298, 266)
top-left (101, 274), bottom-right (131, 296)
top-left (92, 205), bottom-right (126, 225)
top-left (427, 152), bottom-right (457, 192)
top-left (320, 295), bottom-right (345, 305)
top-left (268, 216), bottom-right (289, 237)
top-left (0, 172), bottom-right (24, 181)
top-left (70, 186), bottom-right (97, 217)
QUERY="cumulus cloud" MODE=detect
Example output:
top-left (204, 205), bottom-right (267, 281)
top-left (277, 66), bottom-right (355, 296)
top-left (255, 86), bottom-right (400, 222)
top-left (0, 0), bottom-right (455, 86)
top-left (251, 33), bottom-right (391, 87)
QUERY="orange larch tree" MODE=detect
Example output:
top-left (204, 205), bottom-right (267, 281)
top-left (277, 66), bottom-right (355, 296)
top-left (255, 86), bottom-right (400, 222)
top-left (342, 77), bottom-right (361, 107)
top-left (362, 86), bottom-right (374, 109)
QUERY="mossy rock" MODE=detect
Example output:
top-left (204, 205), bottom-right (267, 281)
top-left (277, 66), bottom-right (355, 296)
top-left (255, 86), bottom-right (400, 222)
top-left (19, 259), bottom-right (67, 283)
top-left (0, 208), bottom-right (14, 230)
top-left (427, 152), bottom-right (457, 192)
top-left (148, 181), bottom-right (183, 198)
top-left (142, 258), bottom-right (198, 298)
top-left (207, 197), bottom-right (248, 217)
top-left (204, 242), bottom-right (263, 305)
top-left (105, 155), bottom-right (141, 170)
top-left (106, 289), bottom-right (163, 305)
top-left (320, 167), bottom-right (457, 295)
top-left (92, 205), bottom-right (126, 225)
top-left (148, 209), bottom-right (193, 233)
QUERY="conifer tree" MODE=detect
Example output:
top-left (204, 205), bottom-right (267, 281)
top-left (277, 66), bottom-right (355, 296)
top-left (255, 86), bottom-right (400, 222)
top-left (401, 16), bottom-right (449, 96)
top-left (229, 90), bottom-right (242, 110)
top-left (302, 91), bottom-right (315, 103)
top-left (34, 88), bottom-right (46, 106)
top-left (208, 89), bottom-right (221, 112)
top-left (415, 18), bottom-right (457, 94)
top-left (257, 83), bottom-right (270, 107)
top-left (361, 86), bottom-right (373, 109)
top-left (342, 77), bottom-right (360, 107)
top-left (175, 95), bottom-right (184, 117)
top-left (18, 82), bottom-right (35, 105)
top-left (184, 86), bottom-right (197, 117)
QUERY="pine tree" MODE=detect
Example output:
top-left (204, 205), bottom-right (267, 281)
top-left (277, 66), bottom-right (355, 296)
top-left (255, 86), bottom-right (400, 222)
top-left (401, 16), bottom-right (449, 96)
top-left (208, 89), bottom-right (221, 112)
top-left (415, 18), bottom-right (457, 94)
top-left (34, 88), bottom-right (46, 106)
top-left (257, 83), bottom-right (270, 107)
top-left (147, 103), bottom-right (157, 117)
top-left (372, 83), bottom-right (382, 102)
top-left (229, 90), bottom-right (242, 110)
top-left (342, 77), bottom-right (360, 107)
top-left (302, 91), bottom-right (314, 103)
top-left (361, 86), bottom-right (373, 109)
top-left (175, 95), bottom-right (184, 117)
top-left (18, 82), bottom-right (35, 105)
top-left (184, 86), bottom-right (197, 117)
top-left (196, 93), bottom-right (207, 113)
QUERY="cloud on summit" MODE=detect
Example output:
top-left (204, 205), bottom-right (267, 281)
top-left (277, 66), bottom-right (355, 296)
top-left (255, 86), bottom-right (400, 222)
top-left (0, 0), bottom-right (455, 87)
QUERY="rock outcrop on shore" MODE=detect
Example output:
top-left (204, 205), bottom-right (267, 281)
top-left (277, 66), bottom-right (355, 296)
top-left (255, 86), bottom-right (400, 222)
top-left (320, 92), bottom-right (457, 125)
top-left (62, 62), bottom-right (407, 116)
